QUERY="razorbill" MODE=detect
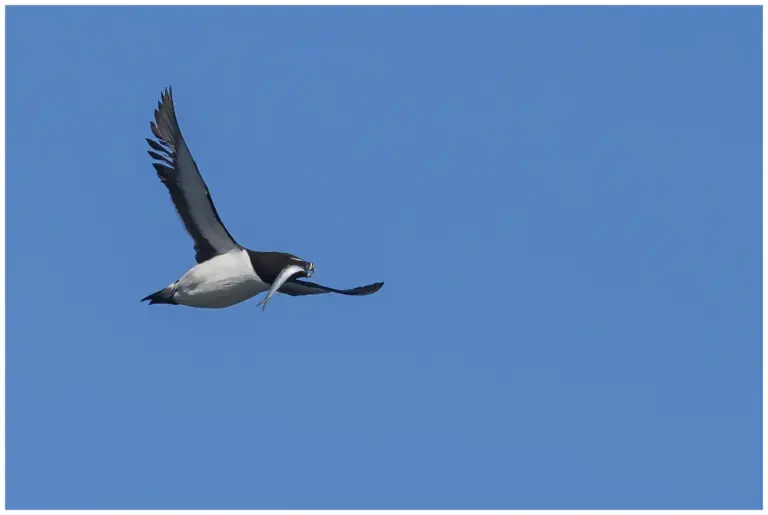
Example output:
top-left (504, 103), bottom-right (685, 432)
top-left (141, 88), bottom-right (384, 311)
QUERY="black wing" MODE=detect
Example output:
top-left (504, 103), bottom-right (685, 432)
top-left (146, 87), bottom-right (240, 264)
top-left (279, 280), bottom-right (384, 297)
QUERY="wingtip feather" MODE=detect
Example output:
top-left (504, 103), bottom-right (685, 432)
top-left (368, 282), bottom-right (384, 294)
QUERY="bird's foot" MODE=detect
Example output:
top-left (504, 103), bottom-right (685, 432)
top-left (257, 298), bottom-right (269, 312)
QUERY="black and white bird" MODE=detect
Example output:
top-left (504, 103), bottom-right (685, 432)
top-left (141, 88), bottom-right (383, 311)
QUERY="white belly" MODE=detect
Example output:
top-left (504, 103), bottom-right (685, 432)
top-left (173, 249), bottom-right (269, 309)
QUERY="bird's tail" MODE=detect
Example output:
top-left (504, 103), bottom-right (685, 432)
top-left (141, 283), bottom-right (177, 305)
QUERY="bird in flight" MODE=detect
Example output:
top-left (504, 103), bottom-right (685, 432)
top-left (141, 88), bottom-right (384, 311)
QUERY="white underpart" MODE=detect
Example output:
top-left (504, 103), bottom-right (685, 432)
top-left (259, 264), bottom-right (306, 309)
top-left (173, 249), bottom-right (268, 308)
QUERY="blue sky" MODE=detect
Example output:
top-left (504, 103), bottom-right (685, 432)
top-left (6, 5), bottom-right (762, 509)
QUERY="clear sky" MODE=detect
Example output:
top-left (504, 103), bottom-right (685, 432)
top-left (6, 5), bottom-right (762, 509)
